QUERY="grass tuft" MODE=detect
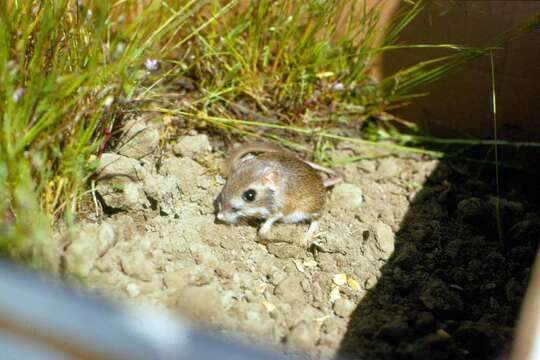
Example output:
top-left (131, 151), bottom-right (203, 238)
top-left (0, 0), bottom-right (222, 264)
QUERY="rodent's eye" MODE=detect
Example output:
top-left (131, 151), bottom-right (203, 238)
top-left (242, 189), bottom-right (257, 202)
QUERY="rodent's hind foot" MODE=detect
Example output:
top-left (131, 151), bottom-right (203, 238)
top-left (301, 220), bottom-right (320, 247)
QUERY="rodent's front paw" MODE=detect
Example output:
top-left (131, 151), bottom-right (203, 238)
top-left (258, 227), bottom-right (271, 240)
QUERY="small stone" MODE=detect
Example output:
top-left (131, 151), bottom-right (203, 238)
top-left (215, 263), bottom-right (235, 279)
top-left (286, 321), bottom-right (318, 350)
top-left (95, 154), bottom-right (149, 210)
top-left (415, 312), bottom-right (436, 334)
top-left (143, 175), bottom-right (181, 215)
top-left (228, 302), bottom-right (274, 338)
top-left (123, 182), bottom-right (142, 205)
top-left (331, 183), bottom-right (363, 211)
top-left (420, 277), bottom-right (463, 312)
top-left (366, 221), bottom-right (395, 260)
top-left (189, 243), bottom-right (218, 268)
top-left (333, 298), bottom-right (355, 318)
top-left (125, 282), bottom-right (141, 298)
top-left (121, 251), bottom-right (155, 282)
top-left (375, 221), bottom-right (395, 254)
top-left (377, 157), bottom-right (400, 178)
top-left (163, 269), bottom-right (192, 290)
top-left (274, 275), bottom-right (305, 304)
top-left (117, 119), bottom-right (160, 159)
top-left (376, 318), bottom-right (411, 344)
top-left (457, 197), bottom-right (487, 220)
top-left (365, 275), bottom-right (378, 290)
top-left (96, 223), bottom-right (116, 256)
top-left (357, 160), bottom-right (377, 173)
top-left (174, 285), bottom-right (225, 323)
top-left (96, 153), bottom-right (147, 181)
top-left (510, 218), bottom-right (540, 247)
top-left (173, 135), bottom-right (212, 157)
top-left (394, 242), bottom-right (421, 270)
top-left (319, 317), bottom-right (346, 348)
top-left (446, 239), bottom-right (467, 263)
top-left (160, 156), bottom-right (208, 189)
top-left (62, 221), bottom-right (121, 277)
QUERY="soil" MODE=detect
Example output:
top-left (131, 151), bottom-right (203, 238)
top-left (58, 119), bottom-right (540, 360)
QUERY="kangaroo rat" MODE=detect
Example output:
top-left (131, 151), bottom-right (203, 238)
top-left (216, 142), bottom-right (342, 244)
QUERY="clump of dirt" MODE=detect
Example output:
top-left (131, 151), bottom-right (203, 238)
top-left (59, 119), bottom-right (539, 359)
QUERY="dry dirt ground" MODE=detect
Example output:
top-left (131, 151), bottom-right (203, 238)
top-left (58, 119), bottom-right (540, 360)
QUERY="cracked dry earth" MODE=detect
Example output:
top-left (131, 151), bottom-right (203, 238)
top-left (58, 119), bottom-right (539, 360)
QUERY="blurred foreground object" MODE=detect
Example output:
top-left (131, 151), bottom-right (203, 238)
top-left (511, 247), bottom-right (540, 360)
top-left (0, 260), bottom-right (286, 360)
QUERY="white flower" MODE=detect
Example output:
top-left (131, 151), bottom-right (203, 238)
top-left (332, 82), bottom-right (345, 92)
top-left (144, 59), bottom-right (159, 72)
top-left (13, 88), bottom-right (25, 103)
top-left (104, 96), bottom-right (114, 109)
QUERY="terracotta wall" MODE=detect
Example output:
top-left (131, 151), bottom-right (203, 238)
top-left (374, 1), bottom-right (540, 141)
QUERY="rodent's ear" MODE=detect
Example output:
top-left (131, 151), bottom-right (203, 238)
top-left (261, 168), bottom-right (279, 187)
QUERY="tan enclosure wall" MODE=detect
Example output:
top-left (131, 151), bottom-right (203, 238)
top-left (373, 1), bottom-right (540, 142)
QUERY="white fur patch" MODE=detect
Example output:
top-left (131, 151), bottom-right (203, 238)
top-left (282, 211), bottom-right (311, 224)
top-left (240, 207), bottom-right (271, 219)
top-left (221, 212), bottom-right (239, 224)
top-left (230, 198), bottom-right (244, 210)
top-left (239, 154), bottom-right (256, 163)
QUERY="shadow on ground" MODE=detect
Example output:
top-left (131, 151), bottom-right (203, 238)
top-left (337, 160), bottom-right (540, 360)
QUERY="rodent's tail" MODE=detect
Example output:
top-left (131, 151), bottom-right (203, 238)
top-left (304, 160), bottom-right (343, 188)
top-left (224, 142), bottom-right (284, 175)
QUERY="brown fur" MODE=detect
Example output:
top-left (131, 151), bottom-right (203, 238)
top-left (219, 152), bottom-right (326, 220)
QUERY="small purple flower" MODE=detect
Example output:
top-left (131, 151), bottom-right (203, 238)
top-left (332, 82), bottom-right (345, 92)
top-left (144, 59), bottom-right (159, 72)
top-left (13, 88), bottom-right (25, 103)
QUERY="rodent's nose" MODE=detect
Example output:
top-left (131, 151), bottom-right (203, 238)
top-left (217, 212), bottom-right (225, 221)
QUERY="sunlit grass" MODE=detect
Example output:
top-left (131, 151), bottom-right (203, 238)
top-left (0, 0), bottom-right (221, 264)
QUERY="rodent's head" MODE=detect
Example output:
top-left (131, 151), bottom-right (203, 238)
top-left (216, 155), bottom-right (279, 224)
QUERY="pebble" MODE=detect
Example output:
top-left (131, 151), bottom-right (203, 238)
top-left (96, 153), bottom-right (146, 181)
top-left (420, 277), bottom-right (463, 312)
top-left (65, 223), bottom-right (124, 277)
top-left (174, 285), bottom-right (225, 323)
top-left (377, 157), bottom-right (400, 178)
top-left (121, 250), bottom-right (155, 282)
top-left (366, 221), bottom-right (395, 260)
top-left (117, 120), bottom-right (160, 159)
top-left (457, 197), bottom-right (487, 220)
top-left (173, 134), bottom-right (212, 157)
top-left (286, 321), bottom-right (318, 350)
top-left (333, 298), bottom-right (355, 318)
top-left (331, 183), bottom-right (363, 211)
top-left (376, 318), bottom-right (411, 344)
top-left (275, 275), bottom-right (305, 304)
